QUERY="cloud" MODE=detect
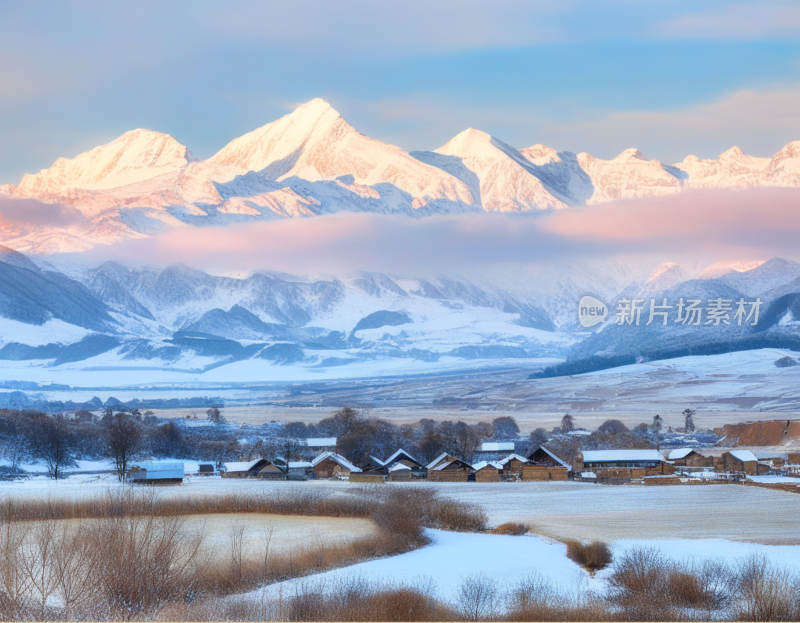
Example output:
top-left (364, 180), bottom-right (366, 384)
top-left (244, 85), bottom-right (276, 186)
top-left (658, 1), bottom-right (800, 40)
top-left (75, 188), bottom-right (800, 274)
top-left (0, 196), bottom-right (84, 229)
top-left (542, 86), bottom-right (800, 161)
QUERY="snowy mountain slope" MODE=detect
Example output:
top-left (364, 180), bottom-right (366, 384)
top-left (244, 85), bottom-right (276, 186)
top-left (5, 100), bottom-right (800, 254)
top-left (418, 128), bottom-right (571, 211)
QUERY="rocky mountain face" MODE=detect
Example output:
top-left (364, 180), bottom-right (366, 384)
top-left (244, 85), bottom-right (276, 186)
top-left (3, 99), bottom-right (800, 252)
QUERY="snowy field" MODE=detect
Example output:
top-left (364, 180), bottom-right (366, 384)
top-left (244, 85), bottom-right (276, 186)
top-left (237, 529), bottom-right (800, 604)
top-left (2, 476), bottom-right (800, 545)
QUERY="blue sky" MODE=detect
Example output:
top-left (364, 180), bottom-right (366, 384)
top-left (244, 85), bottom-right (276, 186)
top-left (2, 0), bottom-right (800, 184)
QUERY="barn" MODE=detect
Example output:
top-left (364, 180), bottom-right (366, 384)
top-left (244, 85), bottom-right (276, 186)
top-left (127, 462), bottom-right (184, 485)
top-left (497, 453), bottom-right (529, 477)
top-left (221, 459), bottom-right (269, 478)
top-left (668, 448), bottom-right (713, 468)
top-left (312, 452), bottom-right (361, 479)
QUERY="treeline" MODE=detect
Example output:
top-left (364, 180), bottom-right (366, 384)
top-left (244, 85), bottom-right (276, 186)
top-left (0, 406), bottom-right (525, 479)
top-left (0, 392), bottom-right (225, 412)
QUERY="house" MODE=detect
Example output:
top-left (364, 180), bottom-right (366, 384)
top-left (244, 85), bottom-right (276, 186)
top-left (298, 437), bottom-right (338, 459)
top-left (312, 452), bottom-right (361, 479)
top-left (383, 449), bottom-right (426, 476)
top-left (474, 442), bottom-right (516, 460)
top-left (473, 460), bottom-right (503, 482)
top-left (575, 450), bottom-right (665, 470)
top-left (719, 450), bottom-right (762, 475)
top-left (523, 446), bottom-right (571, 481)
top-left (428, 457), bottom-right (473, 482)
top-left (526, 446), bottom-right (571, 469)
top-left (668, 448), bottom-right (712, 468)
top-left (127, 462), bottom-right (184, 485)
top-left (426, 453), bottom-right (459, 471)
top-left (221, 459), bottom-right (270, 478)
top-left (497, 453), bottom-right (529, 478)
top-left (257, 460), bottom-right (287, 480)
top-left (360, 455), bottom-right (387, 472)
top-left (198, 463), bottom-right (215, 475)
top-left (387, 463), bottom-right (412, 481)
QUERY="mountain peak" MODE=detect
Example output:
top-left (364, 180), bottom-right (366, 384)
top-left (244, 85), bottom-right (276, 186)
top-left (12, 129), bottom-right (194, 195)
top-left (612, 148), bottom-right (648, 163)
top-left (436, 128), bottom-right (498, 158)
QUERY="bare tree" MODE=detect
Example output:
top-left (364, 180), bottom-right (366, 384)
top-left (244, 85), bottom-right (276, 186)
top-left (560, 413), bottom-right (575, 433)
top-left (491, 416), bottom-right (520, 439)
top-left (105, 412), bottom-right (146, 481)
top-left (28, 414), bottom-right (78, 480)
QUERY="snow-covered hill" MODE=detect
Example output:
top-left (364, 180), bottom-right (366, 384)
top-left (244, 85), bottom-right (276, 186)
top-left (4, 98), bottom-right (800, 253)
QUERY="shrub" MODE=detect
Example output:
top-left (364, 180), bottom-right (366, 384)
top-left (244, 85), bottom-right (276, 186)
top-left (492, 522), bottom-right (529, 535)
top-left (565, 540), bottom-right (612, 573)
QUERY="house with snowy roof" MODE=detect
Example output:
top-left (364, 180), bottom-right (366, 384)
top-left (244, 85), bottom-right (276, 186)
top-left (312, 451), bottom-right (361, 479)
top-left (496, 453), bottom-right (529, 477)
top-left (472, 460), bottom-right (503, 482)
top-left (383, 448), bottom-right (426, 476)
top-left (427, 456), bottom-right (473, 482)
top-left (668, 448), bottom-right (712, 468)
top-left (221, 459), bottom-right (272, 478)
top-left (719, 450), bottom-right (765, 475)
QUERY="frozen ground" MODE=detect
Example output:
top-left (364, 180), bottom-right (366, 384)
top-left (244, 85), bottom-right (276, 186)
top-left (2, 477), bottom-right (799, 545)
top-left (238, 529), bottom-right (800, 604)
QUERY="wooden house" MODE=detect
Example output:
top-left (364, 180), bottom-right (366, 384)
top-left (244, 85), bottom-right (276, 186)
top-left (312, 452), bottom-right (361, 479)
top-left (387, 463), bottom-right (412, 481)
top-left (472, 461), bottom-right (503, 482)
top-left (497, 453), bottom-right (529, 477)
top-left (427, 457), bottom-right (473, 482)
top-left (127, 462), bottom-right (184, 485)
top-left (257, 460), bottom-right (288, 480)
top-left (383, 449), bottom-right (426, 477)
top-left (668, 448), bottom-right (712, 468)
top-left (524, 446), bottom-right (570, 481)
top-left (719, 450), bottom-right (761, 475)
top-left (221, 459), bottom-right (270, 478)
top-left (426, 452), bottom-right (459, 471)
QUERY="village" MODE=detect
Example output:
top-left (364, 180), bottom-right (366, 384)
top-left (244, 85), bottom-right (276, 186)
top-left (128, 437), bottom-right (800, 489)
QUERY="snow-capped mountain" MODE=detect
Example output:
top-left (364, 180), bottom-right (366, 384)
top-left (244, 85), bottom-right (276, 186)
top-left (3, 98), bottom-right (800, 253)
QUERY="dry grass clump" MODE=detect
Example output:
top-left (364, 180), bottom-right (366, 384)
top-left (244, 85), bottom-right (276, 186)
top-left (491, 522), bottom-right (529, 535)
top-left (0, 487), bottom-right (377, 523)
top-left (505, 573), bottom-right (611, 622)
top-left (391, 487), bottom-right (487, 532)
top-left (565, 540), bottom-right (612, 573)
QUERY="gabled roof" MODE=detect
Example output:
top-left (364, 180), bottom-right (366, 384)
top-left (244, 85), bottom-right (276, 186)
top-left (497, 453), bottom-right (529, 466)
top-left (426, 452), bottom-right (451, 470)
top-left (472, 460), bottom-right (503, 471)
top-left (311, 451), bottom-right (361, 472)
top-left (369, 455), bottom-right (386, 466)
top-left (527, 446), bottom-right (571, 469)
top-left (728, 450), bottom-right (758, 463)
top-left (581, 450), bottom-right (663, 463)
top-left (389, 463), bottom-right (412, 472)
top-left (384, 448), bottom-right (422, 466)
top-left (668, 448), bottom-right (702, 460)
top-left (222, 459), bottom-right (267, 472)
top-left (433, 458), bottom-right (473, 471)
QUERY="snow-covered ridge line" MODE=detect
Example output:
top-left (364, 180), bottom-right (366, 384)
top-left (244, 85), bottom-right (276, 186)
top-left (3, 98), bottom-right (800, 253)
